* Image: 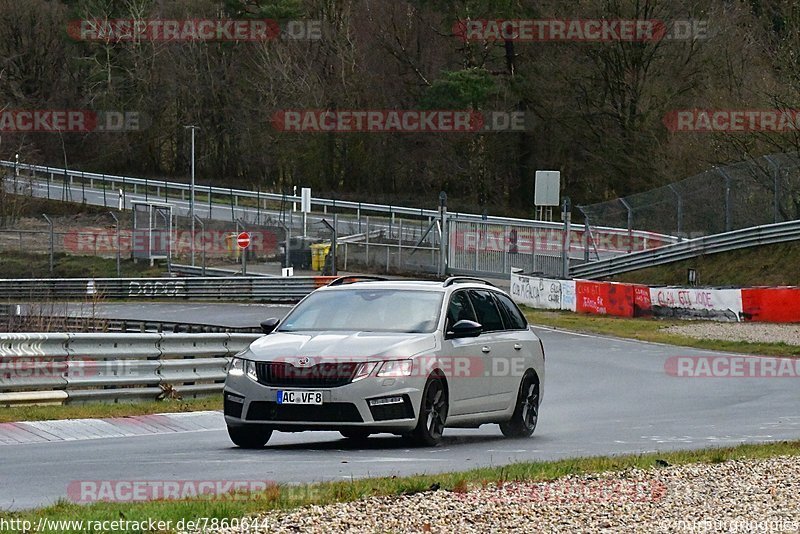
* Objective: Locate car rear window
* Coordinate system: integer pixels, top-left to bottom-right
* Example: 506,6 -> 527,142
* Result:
493,292 -> 528,330
468,290 -> 504,332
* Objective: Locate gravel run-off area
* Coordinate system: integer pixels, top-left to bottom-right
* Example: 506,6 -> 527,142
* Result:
190,455 -> 800,533
662,322 -> 800,346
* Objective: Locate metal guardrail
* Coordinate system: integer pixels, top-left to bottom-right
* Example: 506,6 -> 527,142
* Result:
0,276 -> 333,302
169,264 -> 275,277
3,160 -> 679,242
0,332 -> 261,405
571,219 -> 800,279
1,314 -> 262,334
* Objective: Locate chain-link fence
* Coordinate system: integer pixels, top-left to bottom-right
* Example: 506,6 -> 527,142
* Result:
579,153 -> 800,240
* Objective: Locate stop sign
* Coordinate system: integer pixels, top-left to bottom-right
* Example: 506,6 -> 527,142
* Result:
237,232 -> 251,249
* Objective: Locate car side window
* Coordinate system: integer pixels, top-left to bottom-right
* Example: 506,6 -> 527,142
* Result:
493,292 -> 528,330
468,290 -> 504,332
446,291 -> 477,331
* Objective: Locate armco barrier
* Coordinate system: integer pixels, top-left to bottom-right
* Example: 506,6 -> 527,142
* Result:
0,276 -> 335,302
0,332 -> 261,406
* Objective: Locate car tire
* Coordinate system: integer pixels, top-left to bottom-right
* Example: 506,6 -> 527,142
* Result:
340,429 -> 371,441
227,424 -> 273,448
408,375 -> 448,446
500,371 -> 539,438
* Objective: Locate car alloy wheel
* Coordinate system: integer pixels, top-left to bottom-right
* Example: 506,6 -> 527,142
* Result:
409,376 -> 448,446
500,372 -> 539,438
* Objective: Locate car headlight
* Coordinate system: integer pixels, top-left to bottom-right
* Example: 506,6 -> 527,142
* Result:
246,361 -> 258,382
228,357 -> 245,377
352,362 -> 378,382
376,359 -> 413,377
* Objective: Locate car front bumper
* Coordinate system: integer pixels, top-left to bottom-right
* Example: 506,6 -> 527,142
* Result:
223,370 -> 425,433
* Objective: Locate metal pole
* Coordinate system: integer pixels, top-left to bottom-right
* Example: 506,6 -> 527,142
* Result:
764,155 -> 781,224
42,214 -> 54,275
109,211 -> 121,277
620,198 -> 633,253
332,213 -> 338,276
193,215 -> 206,276
439,191 -> 448,277
561,197 -> 572,278
716,167 -> 733,232
668,184 -> 683,238
285,223 -> 291,269
185,125 -> 199,266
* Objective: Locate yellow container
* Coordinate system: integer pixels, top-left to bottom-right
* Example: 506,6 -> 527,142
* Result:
310,243 -> 330,271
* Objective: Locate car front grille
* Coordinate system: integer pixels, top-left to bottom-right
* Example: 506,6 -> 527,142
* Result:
246,401 -> 363,423
255,361 -> 358,388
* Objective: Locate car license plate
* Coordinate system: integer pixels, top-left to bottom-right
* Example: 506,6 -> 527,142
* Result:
277,390 -> 323,405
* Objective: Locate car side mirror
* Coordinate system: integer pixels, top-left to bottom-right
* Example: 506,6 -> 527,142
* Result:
447,319 -> 483,339
260,318 -> 280,335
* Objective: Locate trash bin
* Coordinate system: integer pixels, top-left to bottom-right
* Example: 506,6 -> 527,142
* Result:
310,243 -> 332,272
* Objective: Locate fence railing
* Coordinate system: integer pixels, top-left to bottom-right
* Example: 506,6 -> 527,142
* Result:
0,276 -> 333,302
571,219 -> 800,279
2,160 -> 564,227
0,332 -> 260,405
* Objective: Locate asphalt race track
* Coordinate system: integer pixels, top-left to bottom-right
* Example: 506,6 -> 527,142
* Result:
2,305 -> 800,509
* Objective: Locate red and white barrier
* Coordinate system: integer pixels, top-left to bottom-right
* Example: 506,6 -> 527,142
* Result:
510,272 -> 800,323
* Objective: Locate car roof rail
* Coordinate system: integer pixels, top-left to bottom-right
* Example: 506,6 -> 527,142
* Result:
442,276 -> 496,288
327,275 -> 389,286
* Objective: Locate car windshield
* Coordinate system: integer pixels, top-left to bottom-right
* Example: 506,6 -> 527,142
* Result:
277,289 -> 443,333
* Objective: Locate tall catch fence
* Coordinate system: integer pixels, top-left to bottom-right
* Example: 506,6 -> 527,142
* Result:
579,153 -> 800,241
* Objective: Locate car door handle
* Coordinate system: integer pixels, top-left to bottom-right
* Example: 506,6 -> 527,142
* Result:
481,346 -> 491,353
513,344 -> 522,350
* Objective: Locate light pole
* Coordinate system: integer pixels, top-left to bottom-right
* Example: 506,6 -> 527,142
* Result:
184,125 -> 200,266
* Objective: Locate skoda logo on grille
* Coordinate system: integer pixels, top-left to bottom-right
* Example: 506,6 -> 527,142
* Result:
296,357 -> 311,367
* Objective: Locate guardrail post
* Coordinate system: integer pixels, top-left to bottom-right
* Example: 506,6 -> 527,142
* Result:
102,175 -> 107,207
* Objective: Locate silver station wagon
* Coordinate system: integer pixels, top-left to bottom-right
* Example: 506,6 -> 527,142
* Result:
224,276 -> 545,447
